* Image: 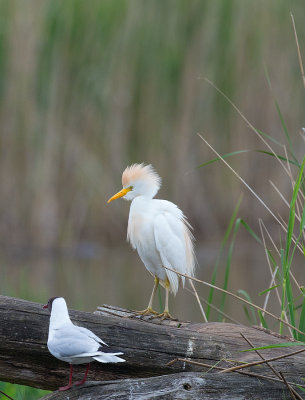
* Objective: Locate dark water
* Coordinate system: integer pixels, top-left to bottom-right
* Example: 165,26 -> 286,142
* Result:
0,240 -> 303,327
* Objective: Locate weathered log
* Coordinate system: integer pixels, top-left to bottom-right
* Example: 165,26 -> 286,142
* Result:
40,372 -> 294,400
0,295 -> 304,395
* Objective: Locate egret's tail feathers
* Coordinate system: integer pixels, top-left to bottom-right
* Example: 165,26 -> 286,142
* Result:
183,224 -> 196,278
165,269 -> 179,295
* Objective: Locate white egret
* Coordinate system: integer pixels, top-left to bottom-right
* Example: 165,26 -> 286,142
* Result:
108,163 -> 197,320
43,297 -> 125,391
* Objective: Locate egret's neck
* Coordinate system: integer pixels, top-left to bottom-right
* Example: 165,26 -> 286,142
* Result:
130,195 -> 152,212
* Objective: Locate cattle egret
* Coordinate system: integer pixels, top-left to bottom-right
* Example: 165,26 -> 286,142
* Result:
108,163 -> 196,319
43,297 -> 125,391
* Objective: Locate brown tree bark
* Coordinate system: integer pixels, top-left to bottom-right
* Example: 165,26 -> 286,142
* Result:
0,296 -> 304,398
41,372 -> 296,400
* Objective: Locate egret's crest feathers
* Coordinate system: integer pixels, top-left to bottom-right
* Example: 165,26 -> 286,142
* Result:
122,163 -> 161,198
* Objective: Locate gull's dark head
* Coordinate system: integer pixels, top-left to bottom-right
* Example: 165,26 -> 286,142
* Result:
43,297 -> 60,313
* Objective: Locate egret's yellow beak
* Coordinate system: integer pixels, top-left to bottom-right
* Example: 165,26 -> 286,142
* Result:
107,187 -> 132,203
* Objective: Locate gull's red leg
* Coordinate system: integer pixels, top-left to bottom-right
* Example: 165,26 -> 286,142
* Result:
59,364 -> 73,391
75,363 -> 90,386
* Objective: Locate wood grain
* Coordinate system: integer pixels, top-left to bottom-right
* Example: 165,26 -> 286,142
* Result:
0,295 -> 304,395
41,372 -> 294,400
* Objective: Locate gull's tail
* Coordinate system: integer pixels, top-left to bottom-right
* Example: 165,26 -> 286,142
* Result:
94,346 -> 125,363
93,353 -> 125,363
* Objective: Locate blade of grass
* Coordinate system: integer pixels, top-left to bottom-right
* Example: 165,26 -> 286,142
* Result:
203,79 -> 290,176
220,347 -> 305,373
291,12 -> 305,90
256,128 -> 284,147
164,266 -> 305,337
242,342 -> 305,351
198,149 -> 299,168
258,310 -> 268,329
219,218 -> 260,321
198,134 -> 288,237
263,63 -> 298,163
259,219 -> 290,331
188,278 -> 208,322
206,195 -> 242,320
298,296 -> 305,342
256,150 -> 299,167
282,157 -> 305,337
185,286 -> 242,324
242,305 -> 252,324
219,223 -> 237,321
259,284 -> 280,296
285,157 -> 305,263
260,266 -> 279,330
240,333 -> 302,400
237,289 -> 257,325
198,150 -> 250,167
167,357 -> 305,389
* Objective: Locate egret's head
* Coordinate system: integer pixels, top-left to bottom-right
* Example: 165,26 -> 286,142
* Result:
108,163 -> 161,203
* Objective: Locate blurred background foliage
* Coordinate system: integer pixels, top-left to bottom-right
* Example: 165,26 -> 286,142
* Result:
0,0 -> 304,344
0,0 -> 303,253
1,0 -> 305,396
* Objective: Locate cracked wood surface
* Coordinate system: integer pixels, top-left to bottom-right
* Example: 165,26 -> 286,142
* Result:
0,295 -> 304,393
41,372 -> 295,400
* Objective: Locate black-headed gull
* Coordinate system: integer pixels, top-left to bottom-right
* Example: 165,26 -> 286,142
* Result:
43,297 -> 125,391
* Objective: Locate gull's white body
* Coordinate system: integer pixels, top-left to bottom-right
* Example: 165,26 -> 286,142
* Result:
128,196 -> 195,294
47,298 -> 125,365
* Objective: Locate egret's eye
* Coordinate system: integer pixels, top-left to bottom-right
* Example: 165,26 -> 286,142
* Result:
129,186 -> 133,190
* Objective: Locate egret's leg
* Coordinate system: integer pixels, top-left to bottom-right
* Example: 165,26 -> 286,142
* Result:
147,276 -> 159,310
152,279 -> 176,320
137,276 -> 159,315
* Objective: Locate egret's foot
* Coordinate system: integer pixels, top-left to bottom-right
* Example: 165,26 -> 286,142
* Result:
59,384 -> 73,391
136,307 -> 159,316
151,311 -> 177,320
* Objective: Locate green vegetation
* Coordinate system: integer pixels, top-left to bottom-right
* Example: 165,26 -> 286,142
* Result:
0,1 -> 305,398
0,382 -> 49,400
197,12 -> 305,340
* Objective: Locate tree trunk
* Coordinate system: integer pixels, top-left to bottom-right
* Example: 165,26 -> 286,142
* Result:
41,372 -> 295,400
0,295 -> 304,398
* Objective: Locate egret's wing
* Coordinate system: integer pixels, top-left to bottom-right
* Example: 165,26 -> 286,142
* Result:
154,212 -> 188,294
154,200 -> 196,277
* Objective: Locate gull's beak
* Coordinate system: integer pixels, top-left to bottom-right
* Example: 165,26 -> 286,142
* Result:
43,304 -> 48,309
107,187 -> 131,203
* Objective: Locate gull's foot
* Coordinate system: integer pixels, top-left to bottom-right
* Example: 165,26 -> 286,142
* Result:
151,311 -> 177,321
74,379 -> 86,387
59,384 -> 73,391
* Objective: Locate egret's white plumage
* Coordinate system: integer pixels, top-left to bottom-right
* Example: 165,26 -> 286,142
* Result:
108,163 -> 196,318
44,297 -> 124,390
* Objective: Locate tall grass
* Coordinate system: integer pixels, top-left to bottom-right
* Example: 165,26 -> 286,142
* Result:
197,12 -> 305,339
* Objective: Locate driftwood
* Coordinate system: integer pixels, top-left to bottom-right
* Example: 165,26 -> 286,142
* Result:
41,372 -> 294,400
0,295 -> 305,399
